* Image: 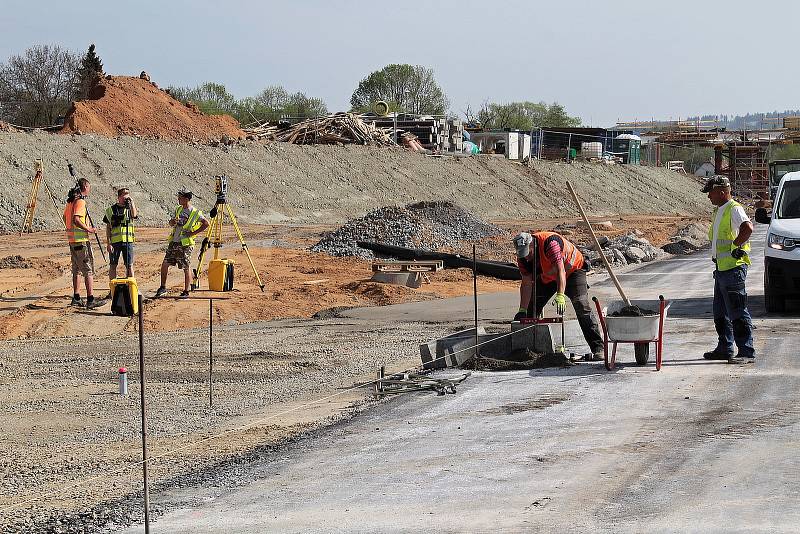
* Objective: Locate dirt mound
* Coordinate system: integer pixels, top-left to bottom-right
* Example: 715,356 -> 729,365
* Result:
461,349 -> 574,370
311,201 -> 503,258
59,76 -> 245,142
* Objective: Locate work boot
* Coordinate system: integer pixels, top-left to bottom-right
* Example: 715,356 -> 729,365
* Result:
179,290 -> 190,299
69,295 -> 83,307
727,355 -> 747,364
703,349 -> 733,360
154,287 -> 167,298
85,297 -> 101,310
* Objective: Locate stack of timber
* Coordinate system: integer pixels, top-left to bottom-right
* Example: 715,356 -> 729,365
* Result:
243,113 -> 396,146
364,116 -> 464,152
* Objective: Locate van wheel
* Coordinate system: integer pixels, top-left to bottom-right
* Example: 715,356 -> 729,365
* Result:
764,273 -> 785,313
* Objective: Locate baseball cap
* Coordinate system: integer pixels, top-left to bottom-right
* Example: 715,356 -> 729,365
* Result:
177,188 -> 193,199
701,175 -> 730,193
513,232 -> 533,258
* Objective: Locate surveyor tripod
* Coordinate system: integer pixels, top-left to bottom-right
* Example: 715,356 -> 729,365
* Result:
192,175 -> 265,291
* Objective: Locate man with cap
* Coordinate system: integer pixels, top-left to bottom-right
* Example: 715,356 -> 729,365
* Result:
155,189 -> 209,298
513,231 -> 604,360
702,175 -> 755,363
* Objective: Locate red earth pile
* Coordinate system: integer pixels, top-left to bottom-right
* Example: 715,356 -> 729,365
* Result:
59,76 -> 245,142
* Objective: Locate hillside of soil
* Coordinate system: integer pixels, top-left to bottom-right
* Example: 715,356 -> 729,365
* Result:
58,76 -> 245,142
0,132 -> 711,234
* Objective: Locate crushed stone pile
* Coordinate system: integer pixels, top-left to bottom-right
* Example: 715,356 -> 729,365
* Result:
579,233 -> 660,268
311,201 -> 502,258
0,255 -> 32,268
661,222 -> 710,255
59,76 -> 245,143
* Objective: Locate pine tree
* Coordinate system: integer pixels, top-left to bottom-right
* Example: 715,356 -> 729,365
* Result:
75,44 -> 104,99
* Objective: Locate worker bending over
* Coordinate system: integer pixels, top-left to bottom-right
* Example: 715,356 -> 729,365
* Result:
513,231 -> 604,361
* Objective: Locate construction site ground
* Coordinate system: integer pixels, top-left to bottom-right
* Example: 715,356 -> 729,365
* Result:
1,215 -> 704,532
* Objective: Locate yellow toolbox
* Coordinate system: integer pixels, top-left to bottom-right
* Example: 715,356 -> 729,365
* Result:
208,259 -> 235,291
109,277 -> 138,316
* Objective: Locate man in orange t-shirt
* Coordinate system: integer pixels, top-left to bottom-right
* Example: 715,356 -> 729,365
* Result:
63,178 -> 99,308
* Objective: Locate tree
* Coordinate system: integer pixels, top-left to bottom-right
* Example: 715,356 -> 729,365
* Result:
350,64 -> 449,115
284,92 -> 327,119
75,44 -> 103,99
167,82 -> 236,115
0,44 -> 79,127
471,100 -> 581,130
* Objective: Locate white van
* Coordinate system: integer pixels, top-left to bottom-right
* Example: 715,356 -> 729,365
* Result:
755,170 -> 800,312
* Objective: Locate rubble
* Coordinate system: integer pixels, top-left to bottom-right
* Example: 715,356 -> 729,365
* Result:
579,233 -> 661,268
311,201 -> 502,259
244,112 -> 395,146
661,222 -> 710,255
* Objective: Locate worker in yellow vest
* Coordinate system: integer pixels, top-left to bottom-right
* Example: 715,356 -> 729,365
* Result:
63,178 -> 100,309
155,189 -> 208,298
103,187 -> 138,282
702,175 -> 755,363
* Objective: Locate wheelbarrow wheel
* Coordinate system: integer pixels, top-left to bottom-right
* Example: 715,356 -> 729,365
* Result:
634,343 -> 650,365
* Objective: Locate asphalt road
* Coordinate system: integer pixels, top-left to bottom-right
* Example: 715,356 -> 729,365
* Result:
122,224 -> 800,533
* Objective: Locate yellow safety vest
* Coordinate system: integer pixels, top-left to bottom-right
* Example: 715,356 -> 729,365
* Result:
709,200 -> 751,271
167,205 -> 202,246
105,205 -> 135,244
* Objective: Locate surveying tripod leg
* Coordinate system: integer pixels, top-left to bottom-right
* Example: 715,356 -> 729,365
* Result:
192,211 -> 219,290
225,205 -> 265,291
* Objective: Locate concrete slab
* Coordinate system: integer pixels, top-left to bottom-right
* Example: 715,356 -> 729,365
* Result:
370,271 -> 423,288
419,326 -> 486,369
510,321 -> 557,353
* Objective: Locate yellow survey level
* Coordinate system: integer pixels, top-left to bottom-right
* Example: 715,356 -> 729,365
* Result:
208,259 -> 234,292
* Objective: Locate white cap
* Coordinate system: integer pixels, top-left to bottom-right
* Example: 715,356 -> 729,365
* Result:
512,232 -> 533,258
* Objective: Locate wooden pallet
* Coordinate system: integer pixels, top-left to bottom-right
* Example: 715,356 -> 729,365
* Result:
371,260 -> 444,273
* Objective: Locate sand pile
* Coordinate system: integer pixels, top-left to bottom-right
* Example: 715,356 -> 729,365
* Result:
59,76 -> 245,143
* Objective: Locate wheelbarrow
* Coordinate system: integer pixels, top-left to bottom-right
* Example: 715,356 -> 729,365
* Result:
592,295 -> 670,371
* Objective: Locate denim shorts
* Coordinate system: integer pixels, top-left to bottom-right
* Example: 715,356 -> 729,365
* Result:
110,242 -> 134,267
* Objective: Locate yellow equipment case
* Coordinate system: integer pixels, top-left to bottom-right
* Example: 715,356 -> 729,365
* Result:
109,277 -> 139,316
208,259 -> 235,291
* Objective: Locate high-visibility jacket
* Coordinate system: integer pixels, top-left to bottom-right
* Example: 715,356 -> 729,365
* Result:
520,231 -> 584,284
64,199 -> 88,244
167,205 -> 203,246
709,200 -> 751,271
105,205 -> 135,244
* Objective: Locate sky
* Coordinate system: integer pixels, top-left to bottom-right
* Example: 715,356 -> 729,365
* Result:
2,0 -> 798,126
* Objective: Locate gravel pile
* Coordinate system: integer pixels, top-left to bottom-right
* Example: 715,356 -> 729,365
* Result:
0,255 -> 31,268
661,222 -> 710,255
310,201 -> 502,258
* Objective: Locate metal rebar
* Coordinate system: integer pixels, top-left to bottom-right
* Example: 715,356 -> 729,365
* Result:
137,293 -> 150,534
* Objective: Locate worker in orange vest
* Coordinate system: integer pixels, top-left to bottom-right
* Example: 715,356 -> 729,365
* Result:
513,231 -> 604,360
63,178 -> 100,309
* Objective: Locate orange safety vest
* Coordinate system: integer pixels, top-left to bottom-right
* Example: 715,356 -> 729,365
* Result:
528,231 -> 584,284
64,199 -> 89,244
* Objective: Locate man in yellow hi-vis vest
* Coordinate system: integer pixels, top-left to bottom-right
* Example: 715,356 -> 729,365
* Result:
702,175 -> 755,363
155,189 -> 208,298
103,187 -> 138,281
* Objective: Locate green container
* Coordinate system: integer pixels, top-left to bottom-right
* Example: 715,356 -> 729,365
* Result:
569,148 -> 577,159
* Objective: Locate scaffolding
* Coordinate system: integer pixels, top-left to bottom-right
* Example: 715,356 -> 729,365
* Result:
716,143 -> 769,199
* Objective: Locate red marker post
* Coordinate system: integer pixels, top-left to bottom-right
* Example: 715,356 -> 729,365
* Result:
118,367 -> 128,396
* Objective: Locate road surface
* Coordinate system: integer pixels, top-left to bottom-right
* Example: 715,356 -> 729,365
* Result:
122,225 -> 800,533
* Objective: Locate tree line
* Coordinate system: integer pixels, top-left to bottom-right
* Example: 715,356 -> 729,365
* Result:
0,44 -> 582,130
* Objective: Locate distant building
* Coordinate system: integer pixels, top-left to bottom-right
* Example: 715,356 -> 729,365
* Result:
694,162 -> 715,177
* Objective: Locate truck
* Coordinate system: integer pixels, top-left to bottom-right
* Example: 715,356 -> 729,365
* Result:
769,159 -> 800,199
755,170 -> 800,312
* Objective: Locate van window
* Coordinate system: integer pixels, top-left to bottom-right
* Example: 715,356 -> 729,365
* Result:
777,181 -> 800,219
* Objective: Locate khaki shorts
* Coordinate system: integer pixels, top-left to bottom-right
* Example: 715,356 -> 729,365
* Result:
69,243 -> 94,276
164,241 -> 194,269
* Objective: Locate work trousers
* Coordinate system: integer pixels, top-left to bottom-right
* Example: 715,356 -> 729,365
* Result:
713,265 -> 755,357
526,269 -> 604,354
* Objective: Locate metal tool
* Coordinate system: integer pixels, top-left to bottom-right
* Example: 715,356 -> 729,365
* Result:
192,175 -> 265,291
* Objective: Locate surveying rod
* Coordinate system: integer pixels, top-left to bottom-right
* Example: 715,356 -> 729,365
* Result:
67,162 -> 107,263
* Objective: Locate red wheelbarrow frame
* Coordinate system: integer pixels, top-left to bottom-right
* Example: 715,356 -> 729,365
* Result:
592,295 -> 667,371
